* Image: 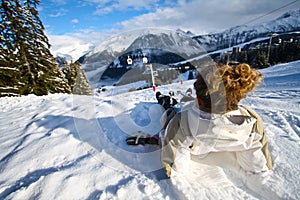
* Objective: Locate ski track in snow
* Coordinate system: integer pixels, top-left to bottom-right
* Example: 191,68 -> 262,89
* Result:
0,61 -> 300,199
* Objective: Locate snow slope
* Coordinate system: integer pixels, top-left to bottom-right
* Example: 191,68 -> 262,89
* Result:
0,61 -> 299,199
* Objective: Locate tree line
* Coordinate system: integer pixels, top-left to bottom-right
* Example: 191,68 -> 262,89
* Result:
217,33 -> 300,68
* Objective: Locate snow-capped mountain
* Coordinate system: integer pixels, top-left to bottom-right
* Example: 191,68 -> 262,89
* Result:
81,29 -> 206,88
48,35 -> 95,64
125,30 -> 202,58
176,28 -> 195,37
193,9 -> 300,52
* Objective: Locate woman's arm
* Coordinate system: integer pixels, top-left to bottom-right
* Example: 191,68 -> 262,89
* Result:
161,113 -> 193,177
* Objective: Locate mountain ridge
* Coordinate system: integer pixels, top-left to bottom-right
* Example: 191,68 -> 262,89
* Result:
192,9 -> 300,52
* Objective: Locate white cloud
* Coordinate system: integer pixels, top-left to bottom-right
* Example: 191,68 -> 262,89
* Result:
91,0 -> 160,15
116,0 -> 300,34
71,18 -> 79,24
49,8 -> 68,17
48,28 -> 115,47
47,33 -> 96,61
49,0 -> 68,5
94,5 -> 114,15
118,8 -> 187,32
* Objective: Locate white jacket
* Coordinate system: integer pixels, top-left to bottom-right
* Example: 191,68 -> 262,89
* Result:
161,101 -> 269,177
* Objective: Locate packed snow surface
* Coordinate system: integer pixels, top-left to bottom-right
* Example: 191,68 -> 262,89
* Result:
0,61 -> 299,199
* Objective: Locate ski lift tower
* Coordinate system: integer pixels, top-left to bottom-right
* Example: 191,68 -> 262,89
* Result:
143,56 -> 157,92
266,33 -> 278,65
127,54 -> 157,92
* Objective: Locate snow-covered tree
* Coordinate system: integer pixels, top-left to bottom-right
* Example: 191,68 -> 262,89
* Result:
0,0 -> 24,96
0,0 -> 71,97
62,61 -> 92,95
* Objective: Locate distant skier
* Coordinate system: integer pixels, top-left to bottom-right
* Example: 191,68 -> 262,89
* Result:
180,88 -> 194,102
155,91 -> 178,110
127,63 -> 272,178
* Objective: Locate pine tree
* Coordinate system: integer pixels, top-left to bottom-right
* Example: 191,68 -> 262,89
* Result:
62,61 -> 92,95
0,0 -> 24,96
256,50 -> 268,68
0,0 -> 71,97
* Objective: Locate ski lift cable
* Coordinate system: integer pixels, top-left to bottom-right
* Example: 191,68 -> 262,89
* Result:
242,0 -> 299,26
226,0 -> 299,34
225,0 -> 299,62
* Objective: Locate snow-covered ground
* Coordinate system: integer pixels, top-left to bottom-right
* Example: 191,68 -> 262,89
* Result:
0,61 -> 299,200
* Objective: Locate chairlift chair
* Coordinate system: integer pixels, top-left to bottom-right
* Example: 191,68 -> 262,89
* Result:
142,56 -> 148,64
127,55 -> 133,65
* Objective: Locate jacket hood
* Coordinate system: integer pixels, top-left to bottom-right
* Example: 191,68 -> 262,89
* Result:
187,100 -> 257,154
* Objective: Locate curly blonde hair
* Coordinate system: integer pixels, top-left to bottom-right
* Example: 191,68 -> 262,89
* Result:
194,63 -> 263,114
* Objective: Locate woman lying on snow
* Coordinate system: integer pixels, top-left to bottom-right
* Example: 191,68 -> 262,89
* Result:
126,63 -> 272,178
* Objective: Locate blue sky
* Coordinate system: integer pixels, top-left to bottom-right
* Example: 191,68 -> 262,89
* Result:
39,0 -> 178,35
38,0 -> 300,51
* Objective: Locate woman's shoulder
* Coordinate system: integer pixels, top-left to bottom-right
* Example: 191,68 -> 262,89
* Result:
238,105 -> 262,120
